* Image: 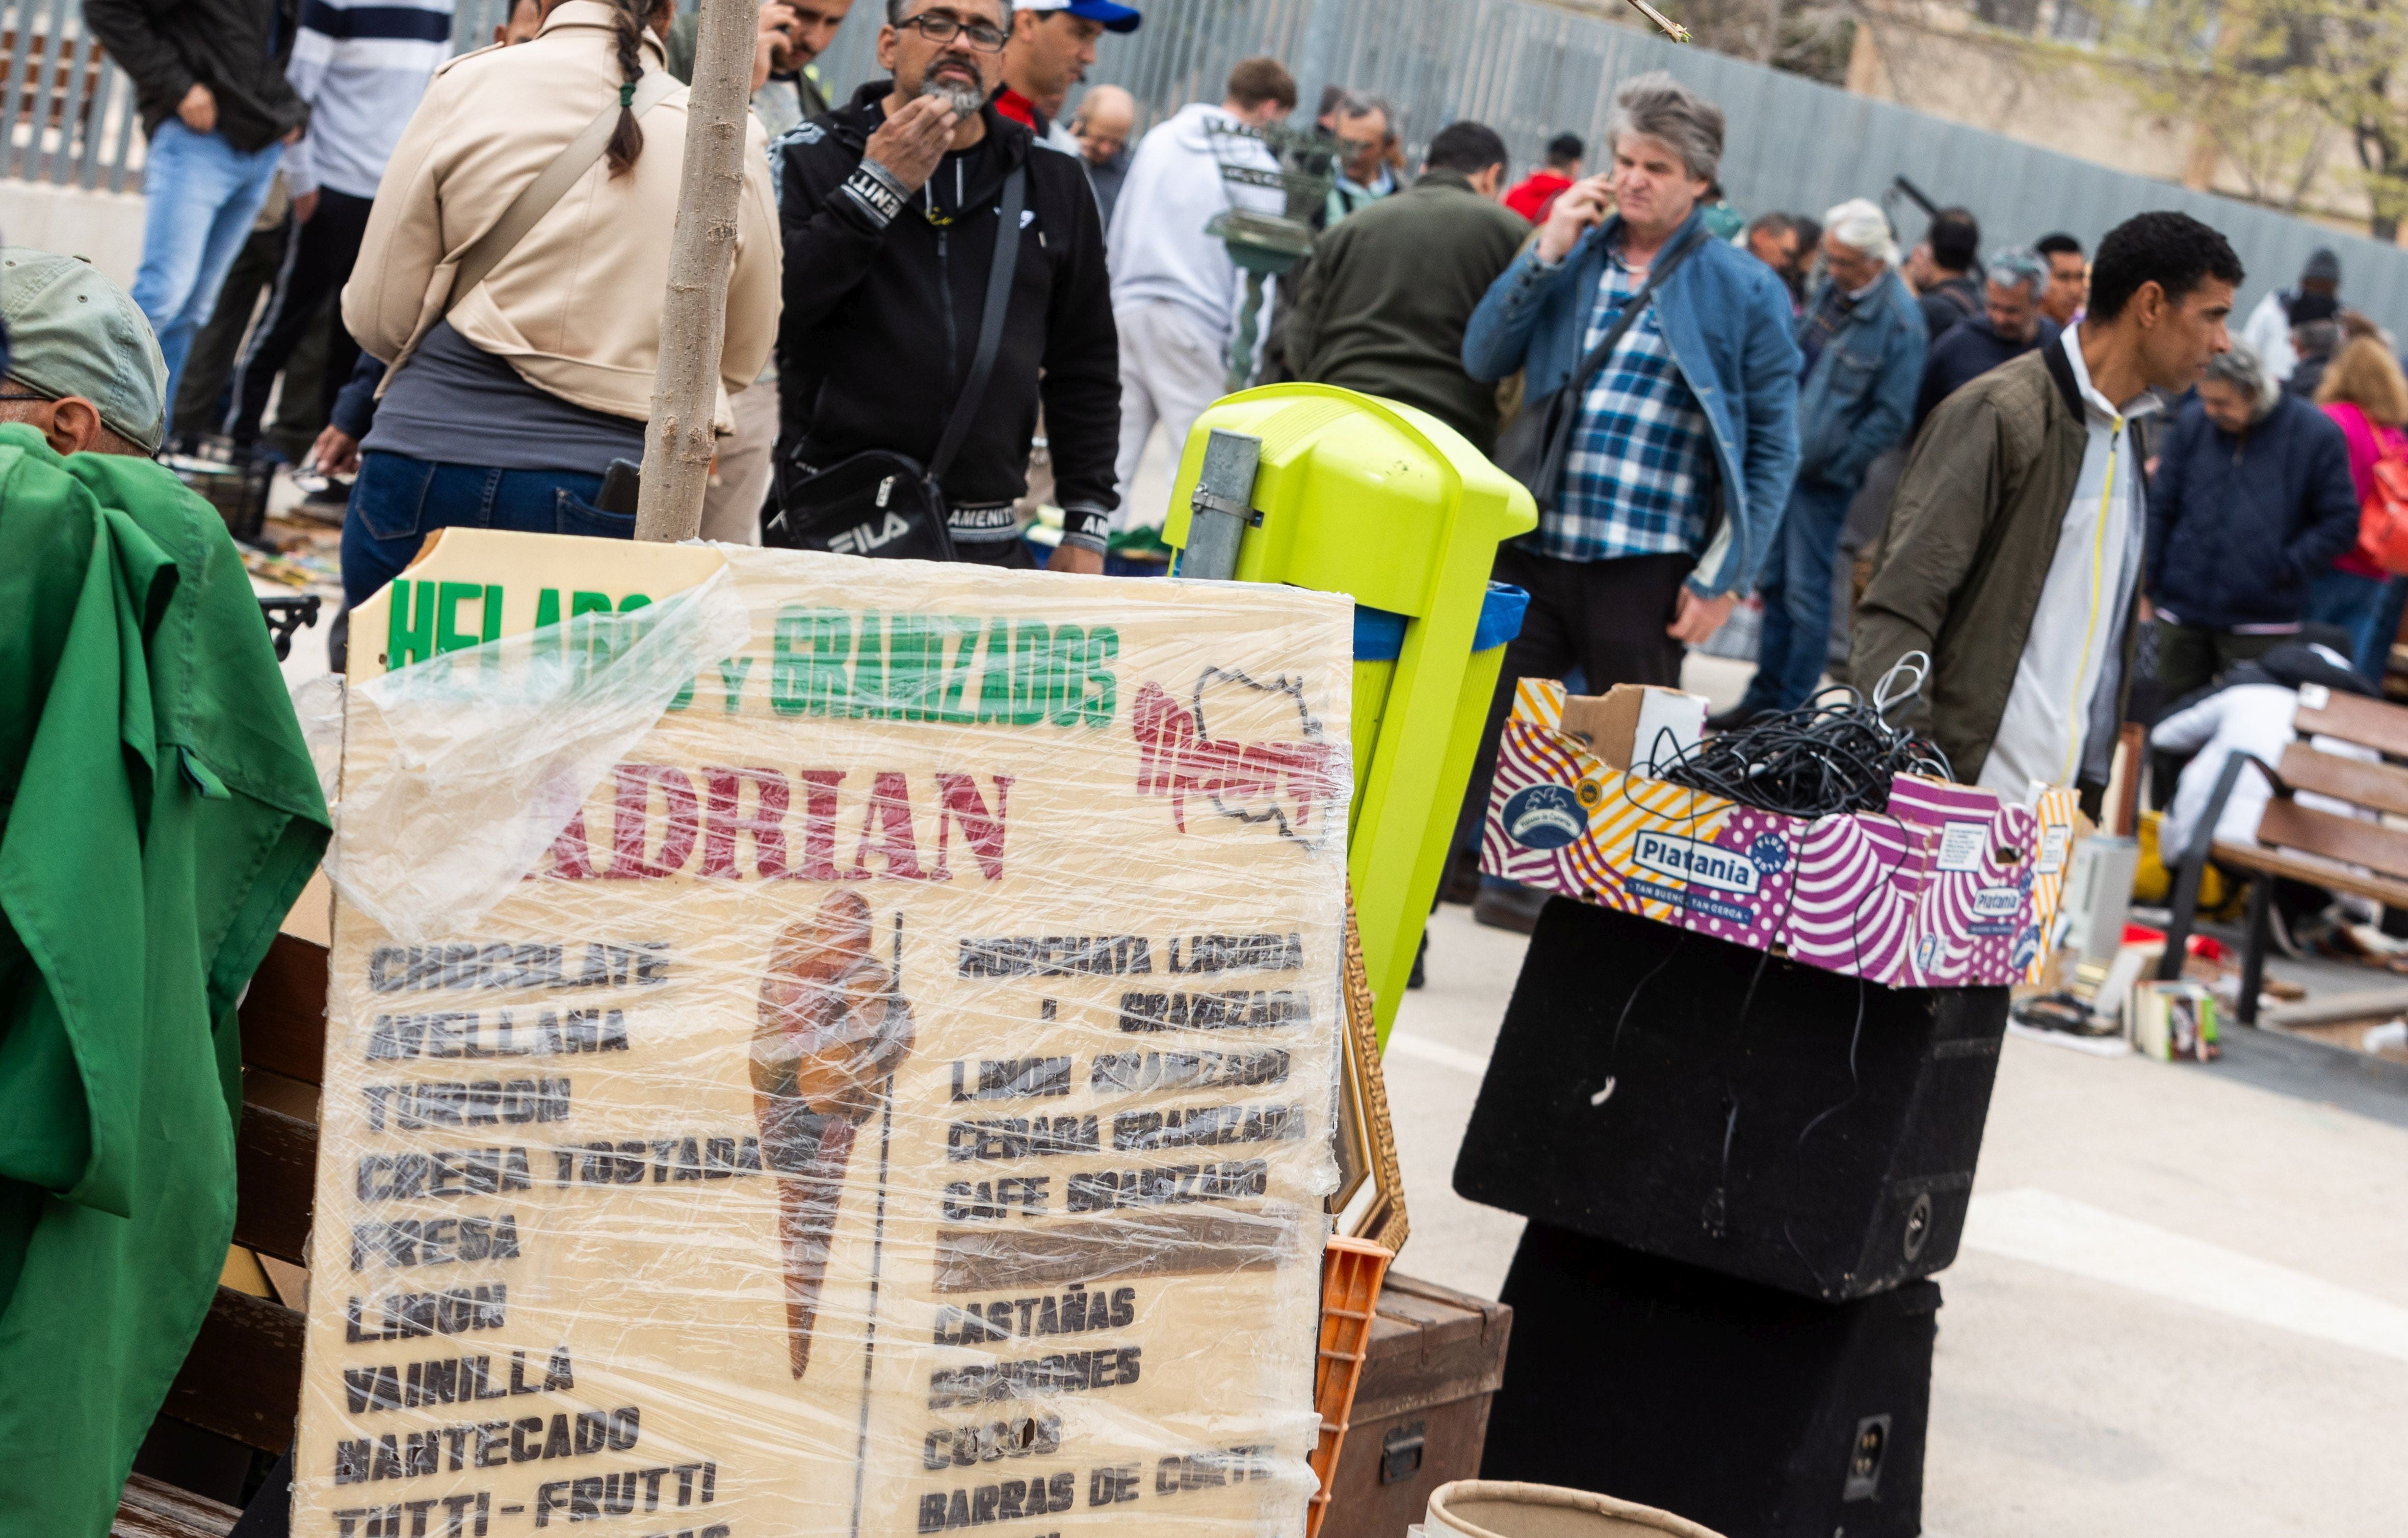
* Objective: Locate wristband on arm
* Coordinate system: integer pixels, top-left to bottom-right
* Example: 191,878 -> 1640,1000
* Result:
1060,506 -> 1111,554
841,157 -> 908,226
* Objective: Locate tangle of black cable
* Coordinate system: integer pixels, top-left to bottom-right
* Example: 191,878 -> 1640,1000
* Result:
1652,655 -> 1953,818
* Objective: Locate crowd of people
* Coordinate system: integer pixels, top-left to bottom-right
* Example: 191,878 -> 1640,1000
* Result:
15,0 -> 2408,891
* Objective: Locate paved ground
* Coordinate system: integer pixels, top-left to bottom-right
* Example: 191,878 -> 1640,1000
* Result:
1390,883 -> 2408,1537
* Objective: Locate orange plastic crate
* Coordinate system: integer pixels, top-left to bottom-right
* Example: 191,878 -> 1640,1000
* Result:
1306,1235 -> 1393,1536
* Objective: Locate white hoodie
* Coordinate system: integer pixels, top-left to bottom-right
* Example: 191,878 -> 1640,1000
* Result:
2153,680 -> 2377,853
1106,101 -> 1285,348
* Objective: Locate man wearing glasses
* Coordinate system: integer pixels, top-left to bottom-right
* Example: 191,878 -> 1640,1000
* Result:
775,0 -> 1121,571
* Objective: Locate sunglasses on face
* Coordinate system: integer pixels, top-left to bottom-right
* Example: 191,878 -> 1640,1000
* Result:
898,11 -> 1006,50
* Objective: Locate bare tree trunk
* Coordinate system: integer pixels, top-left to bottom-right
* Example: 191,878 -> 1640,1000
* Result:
635,0 -> 755,543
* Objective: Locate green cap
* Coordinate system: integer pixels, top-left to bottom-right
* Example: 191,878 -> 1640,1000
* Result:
1,247 -> 168,454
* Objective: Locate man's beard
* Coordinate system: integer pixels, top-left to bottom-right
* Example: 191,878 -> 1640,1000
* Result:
916,53 -> 986,116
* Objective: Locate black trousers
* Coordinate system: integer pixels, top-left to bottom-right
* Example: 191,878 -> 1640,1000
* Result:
226,188 -> 376,448
1453,543 -> 1696,855
171,222 -> 284,442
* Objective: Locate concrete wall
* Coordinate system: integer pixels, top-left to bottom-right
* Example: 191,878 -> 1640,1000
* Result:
0,179 -> 146,287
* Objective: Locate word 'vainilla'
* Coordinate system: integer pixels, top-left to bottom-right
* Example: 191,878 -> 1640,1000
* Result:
346,1285 -> 507,1341
1116,991 -> 1313,1032
539,764 -> 1011,884
1089,1048 -> 1290,1095
368,942 -> 668,994
367,1010 -> 627,1062
927,1347 -> 1142,1409
344,1347 -> 573,1413
957,935 -> 1151,978
532,1462 -> 717,1528
363,1077 -> 570,1130
771,607 -> 1117,728
931,1285 -> 1136,1344
333,1407 -> 637,1484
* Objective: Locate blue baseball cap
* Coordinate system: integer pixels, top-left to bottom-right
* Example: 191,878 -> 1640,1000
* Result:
1014,0 -> 1141,33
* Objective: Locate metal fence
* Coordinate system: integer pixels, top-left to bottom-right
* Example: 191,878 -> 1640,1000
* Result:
804,0 -> 2408,323
16,0 -> 2408,319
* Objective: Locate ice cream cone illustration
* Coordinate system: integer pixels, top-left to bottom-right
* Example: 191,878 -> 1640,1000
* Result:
751,891 -> 914,1379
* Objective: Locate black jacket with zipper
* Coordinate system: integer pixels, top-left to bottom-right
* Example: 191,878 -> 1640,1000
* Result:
776,83 -> 1119,529
85,0 -> 308,153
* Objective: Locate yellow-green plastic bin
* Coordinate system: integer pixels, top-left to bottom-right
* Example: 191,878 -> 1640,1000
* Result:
1162,384 -> 1538,1044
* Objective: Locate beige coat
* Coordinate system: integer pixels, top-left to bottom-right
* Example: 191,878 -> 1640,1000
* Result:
342,0 -> 779,431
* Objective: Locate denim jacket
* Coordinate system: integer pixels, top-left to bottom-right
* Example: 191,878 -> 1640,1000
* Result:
1462,207 -> 1802,599
1795,267 -> 1925,490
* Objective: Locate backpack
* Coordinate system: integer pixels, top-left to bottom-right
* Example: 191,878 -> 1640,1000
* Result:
2359,427 -> 2408,574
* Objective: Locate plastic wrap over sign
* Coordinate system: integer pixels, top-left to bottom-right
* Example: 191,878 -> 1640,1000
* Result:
298,532 -> 1353,1538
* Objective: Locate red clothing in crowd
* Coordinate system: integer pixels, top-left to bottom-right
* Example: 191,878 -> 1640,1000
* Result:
1502,170 -> 1572,224
994,87 -> 1042,130
2323,399 -> 2408,578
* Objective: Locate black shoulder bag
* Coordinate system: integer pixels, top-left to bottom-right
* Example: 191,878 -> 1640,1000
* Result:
1494,230 -> 1707,515
771,163 -> 1027,562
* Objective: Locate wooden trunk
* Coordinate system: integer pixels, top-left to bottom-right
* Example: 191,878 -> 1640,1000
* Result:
1319,1273 -> 1511,1538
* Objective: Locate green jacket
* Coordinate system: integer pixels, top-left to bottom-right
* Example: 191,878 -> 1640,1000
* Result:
1284,169 -> 1531,454
0,425 -> 329,1536
1850,340 -> 2141,788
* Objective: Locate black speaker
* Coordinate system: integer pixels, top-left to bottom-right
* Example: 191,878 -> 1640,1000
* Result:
1453,898 -> 2008,1301
1482,1223 -> 1937,1538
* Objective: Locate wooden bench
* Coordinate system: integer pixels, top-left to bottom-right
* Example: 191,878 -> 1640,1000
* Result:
2160,685 -> 2408,1023
113,927 -> 328,1536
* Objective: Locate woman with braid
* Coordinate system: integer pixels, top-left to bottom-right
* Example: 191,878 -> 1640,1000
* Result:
337,0 -> 783,609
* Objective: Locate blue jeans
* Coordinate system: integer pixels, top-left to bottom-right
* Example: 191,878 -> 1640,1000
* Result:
130,120 -> 283,404
343,452 -> 636,608
2306,566 -> 2399,682
2358,577 -> 2406,684
1738,476 -> 1859,713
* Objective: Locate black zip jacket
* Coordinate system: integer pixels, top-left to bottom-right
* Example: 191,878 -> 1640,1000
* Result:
85,0 -> 308,153
777,83 -> 1119,543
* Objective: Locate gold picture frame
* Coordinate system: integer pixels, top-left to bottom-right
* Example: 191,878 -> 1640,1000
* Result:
1327,888 -> 1408,1253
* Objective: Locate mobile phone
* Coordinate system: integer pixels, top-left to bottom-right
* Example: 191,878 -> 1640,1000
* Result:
597,458 -> 642,517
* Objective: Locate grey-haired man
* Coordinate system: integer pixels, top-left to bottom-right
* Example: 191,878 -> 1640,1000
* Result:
1911,246 -> 2059,434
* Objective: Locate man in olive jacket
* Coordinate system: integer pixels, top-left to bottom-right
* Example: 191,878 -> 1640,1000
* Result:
1285,120 -> 1529,454
1850,211 -> 2243,799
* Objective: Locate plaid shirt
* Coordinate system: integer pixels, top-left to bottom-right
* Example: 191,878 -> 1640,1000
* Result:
1541,244 -> 1714,564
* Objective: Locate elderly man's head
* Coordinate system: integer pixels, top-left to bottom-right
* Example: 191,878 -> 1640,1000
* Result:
1818,197 -> 1896,295
0,248 -> 166,457
1605,72 -> 1722,242
1072,83 -> 1134,164
1332,93 -> 1395,187
2198,341 -> 2275,434
1982,248 -> 2049,343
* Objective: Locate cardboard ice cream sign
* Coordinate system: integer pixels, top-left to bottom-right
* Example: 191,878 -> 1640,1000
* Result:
296,532 -> 1352,1537
1481,680 -> 2079,987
